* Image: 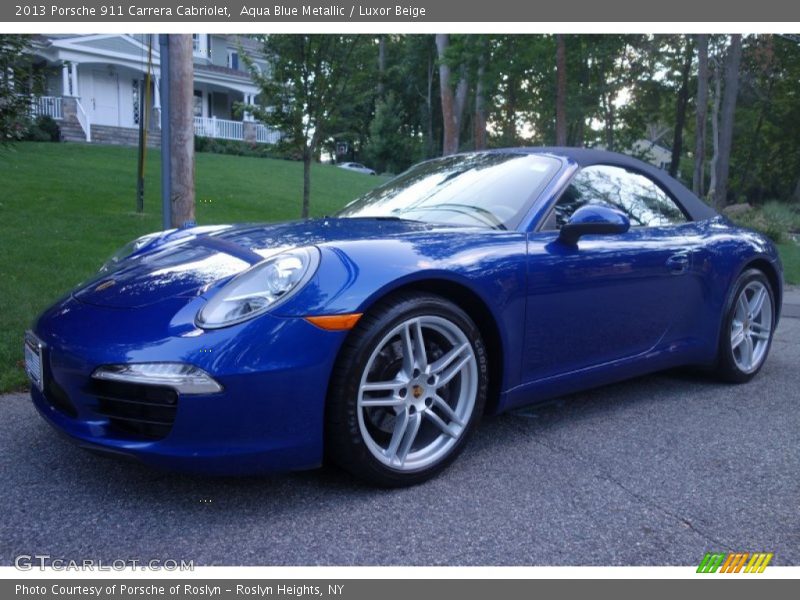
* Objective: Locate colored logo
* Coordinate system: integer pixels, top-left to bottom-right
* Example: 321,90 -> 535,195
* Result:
697,552 -> 773,573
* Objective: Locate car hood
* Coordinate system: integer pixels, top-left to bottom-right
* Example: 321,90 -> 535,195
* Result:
73,218 -> 440,308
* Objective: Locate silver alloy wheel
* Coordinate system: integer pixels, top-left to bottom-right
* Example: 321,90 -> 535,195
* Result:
357,315 -> 478,471
730,280 -> 773,374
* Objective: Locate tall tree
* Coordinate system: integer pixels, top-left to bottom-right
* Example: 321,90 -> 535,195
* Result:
713,34 -> 743,209
472,54 -> 487,150
669,37 -> 694,178
254,35 -> 372,218
708,51 -> 722,201
555,34 -> 568,146
377,35 -> 386,98
169,34 -> 195,228
693,34 -> 709,196
435,34 -> 469,155
435,34 -> 457,155
0,35 -> 40,144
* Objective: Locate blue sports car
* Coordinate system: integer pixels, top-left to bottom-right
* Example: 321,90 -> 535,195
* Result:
26,148 -> 782,486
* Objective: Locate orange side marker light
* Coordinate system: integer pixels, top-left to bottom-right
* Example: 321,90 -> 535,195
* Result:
305,313 -> 363,331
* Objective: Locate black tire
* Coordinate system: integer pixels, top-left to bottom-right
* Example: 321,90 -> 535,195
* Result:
715,268 -> 776,383
325,292 -> 488,487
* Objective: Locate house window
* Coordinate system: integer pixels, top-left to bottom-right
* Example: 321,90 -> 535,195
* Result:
227,51 -> 239,71
192,34 -> 208,58
132,79 -> 140,126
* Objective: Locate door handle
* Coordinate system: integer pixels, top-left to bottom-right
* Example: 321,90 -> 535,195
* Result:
666,252 -> 690,274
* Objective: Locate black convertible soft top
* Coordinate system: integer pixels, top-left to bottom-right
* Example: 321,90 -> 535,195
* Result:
507,147 -> 719,222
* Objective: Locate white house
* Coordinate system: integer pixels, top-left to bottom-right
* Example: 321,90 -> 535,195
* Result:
23,34 -> 279,145
630,139 -> 672,171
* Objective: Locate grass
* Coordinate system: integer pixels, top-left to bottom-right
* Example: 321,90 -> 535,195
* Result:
724,200 -> 800,284
0,142 -> 386,392
778,242 -> 800,286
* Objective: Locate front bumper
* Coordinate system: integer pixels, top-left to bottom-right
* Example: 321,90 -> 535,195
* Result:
30,294 -> 347,475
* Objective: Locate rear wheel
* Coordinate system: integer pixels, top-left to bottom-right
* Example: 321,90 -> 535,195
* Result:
715,268 -> 775,383
325,293 -> 488,487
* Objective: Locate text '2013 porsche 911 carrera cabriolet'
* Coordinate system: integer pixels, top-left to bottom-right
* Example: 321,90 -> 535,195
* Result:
26,148 -> 782,486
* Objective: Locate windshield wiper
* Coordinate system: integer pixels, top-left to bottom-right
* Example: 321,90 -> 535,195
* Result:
413,203 -> 508,230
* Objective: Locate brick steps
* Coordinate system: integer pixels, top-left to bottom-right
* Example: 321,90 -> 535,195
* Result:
59,122 -> 88,143
90,124 -> 161,148
58,97 -> 160,147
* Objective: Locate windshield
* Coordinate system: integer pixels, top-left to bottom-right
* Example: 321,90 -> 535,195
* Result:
337,152 -> 561,230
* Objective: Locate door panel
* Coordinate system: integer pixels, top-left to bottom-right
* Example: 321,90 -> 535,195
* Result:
90,70 -> 119,126
522,225 -> 700,383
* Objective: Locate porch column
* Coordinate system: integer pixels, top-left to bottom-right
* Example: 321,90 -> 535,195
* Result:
153,76 -> 162,129
62,63 -> 70,97
70,63 -> 79,97
244,93 -> 253,121
153,76 -> 161,110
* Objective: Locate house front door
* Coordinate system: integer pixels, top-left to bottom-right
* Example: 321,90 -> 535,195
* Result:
89,69 -> 120,126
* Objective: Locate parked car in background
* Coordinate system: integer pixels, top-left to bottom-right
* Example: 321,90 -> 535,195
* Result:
338,162 -> 377,175
26,148 -> 782,487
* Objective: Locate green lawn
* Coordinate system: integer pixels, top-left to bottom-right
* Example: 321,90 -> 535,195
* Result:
778,241 -> 800,286
0,142 -> 386,392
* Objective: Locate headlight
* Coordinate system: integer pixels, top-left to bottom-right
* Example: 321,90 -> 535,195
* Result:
196,247 -> 320,329
99,231 -> 166,272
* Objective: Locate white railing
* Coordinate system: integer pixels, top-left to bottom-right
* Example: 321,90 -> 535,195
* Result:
74,99 -> 91,142
193,116 -> 243,141
256,124 -> 281,144
29,96 -> 63,120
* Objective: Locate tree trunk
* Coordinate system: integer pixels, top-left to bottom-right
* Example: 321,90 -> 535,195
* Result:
473,51 -> 487,150
425,50 -> 434,157
555,34 -> 567,146
301,128 -> 323,219
435,34 -> 459,156
454,63 -> 469,141
601,91 -> 615,151
713,34 -> 742,210
669,38 -> 694,178
692,34 -> 709,196
377,35 -> 386,98
169,34 -> 195,228
503,76 -> 518,145
708,55 -> 722,202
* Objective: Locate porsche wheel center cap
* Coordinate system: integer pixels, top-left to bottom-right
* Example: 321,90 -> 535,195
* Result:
412,385 -> 424,399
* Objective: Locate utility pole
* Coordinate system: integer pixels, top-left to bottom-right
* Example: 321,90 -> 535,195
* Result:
168,34 -> 196,228
159,34 -> 172,229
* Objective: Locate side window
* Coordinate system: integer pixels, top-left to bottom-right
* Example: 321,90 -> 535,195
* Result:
545,165 -> 689,230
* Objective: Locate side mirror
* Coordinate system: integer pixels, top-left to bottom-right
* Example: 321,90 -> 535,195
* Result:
558,204 -> 630,246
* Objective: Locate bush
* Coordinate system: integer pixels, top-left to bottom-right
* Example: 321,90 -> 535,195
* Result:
725,202 -> 792,244
22,115 -> 60,142
762,201 -> 800,233
194,136 -> 299,161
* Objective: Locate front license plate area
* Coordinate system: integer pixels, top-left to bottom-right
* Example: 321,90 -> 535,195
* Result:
24,332 -> 44,392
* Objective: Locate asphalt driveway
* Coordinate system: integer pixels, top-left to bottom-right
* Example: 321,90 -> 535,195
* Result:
1,300 -> 798,566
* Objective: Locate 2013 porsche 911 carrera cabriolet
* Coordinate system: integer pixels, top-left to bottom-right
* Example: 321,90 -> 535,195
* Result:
26,148 -> 782,486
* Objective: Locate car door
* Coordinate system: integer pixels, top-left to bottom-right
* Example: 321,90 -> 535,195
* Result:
521,164 -> 702,383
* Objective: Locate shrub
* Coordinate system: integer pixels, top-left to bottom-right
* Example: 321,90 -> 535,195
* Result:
726,203 -> 789,244
23,115 -> 60,142
762,201 -> 800,233
193,136 -> 298,161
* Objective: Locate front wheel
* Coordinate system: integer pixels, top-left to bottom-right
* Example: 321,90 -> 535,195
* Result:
715,268 -> 776,383
325,293 -> 488,487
